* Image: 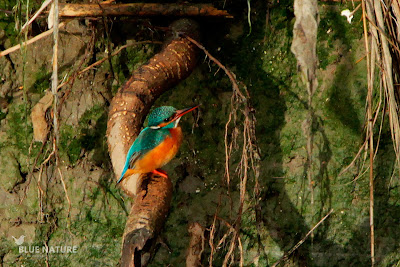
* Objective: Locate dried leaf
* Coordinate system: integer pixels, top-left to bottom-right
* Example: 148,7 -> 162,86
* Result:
47,3 -> 54,29
31,91 -> 53,143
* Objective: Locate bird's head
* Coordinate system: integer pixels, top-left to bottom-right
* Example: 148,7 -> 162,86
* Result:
147,105 -> 198,129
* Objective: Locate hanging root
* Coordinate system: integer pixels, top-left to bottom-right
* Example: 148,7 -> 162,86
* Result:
339,1 -> 400,265
186,37 -> 260,266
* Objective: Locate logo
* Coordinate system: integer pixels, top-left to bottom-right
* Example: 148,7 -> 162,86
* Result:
12,235 -> 25,245
18,246 -> 78,254
11,235 -> 78,255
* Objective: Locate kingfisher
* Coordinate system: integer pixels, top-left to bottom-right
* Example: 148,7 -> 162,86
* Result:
117,105 -> 198,184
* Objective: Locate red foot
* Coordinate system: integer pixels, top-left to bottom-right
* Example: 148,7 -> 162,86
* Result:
152,169 -> 168,178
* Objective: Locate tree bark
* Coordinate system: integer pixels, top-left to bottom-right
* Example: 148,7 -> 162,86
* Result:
106,19 -> 199,266
121,174 -> 173,267
58,3 -> 232,18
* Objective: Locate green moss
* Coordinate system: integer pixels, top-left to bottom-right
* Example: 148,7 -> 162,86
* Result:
29,66 -> 51,94
0,0 -> 19,46
59,105 -> 108,165
111,44 -> 156,90
4,187 -> 125,266
60,125 -> 81,164
2,0 -> 400,265
6,103 -> 33,160
318,4 -> 363,69
66,182 -> 125,266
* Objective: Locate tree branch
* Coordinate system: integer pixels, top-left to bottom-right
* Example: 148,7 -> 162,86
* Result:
0,22 -> 66,58
121,174 -> 173,267
58,3 -> 232,18
106,19 -> 200,266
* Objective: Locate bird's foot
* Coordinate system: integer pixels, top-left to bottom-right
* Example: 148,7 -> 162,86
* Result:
152,169 -> 168,178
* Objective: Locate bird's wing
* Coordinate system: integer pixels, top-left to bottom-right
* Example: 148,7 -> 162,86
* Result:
117,128 -> 170,183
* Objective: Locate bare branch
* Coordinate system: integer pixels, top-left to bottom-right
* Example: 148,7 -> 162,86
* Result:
57,3 -> 233,18
0,22 -> 66,58
20,0 -> 53,32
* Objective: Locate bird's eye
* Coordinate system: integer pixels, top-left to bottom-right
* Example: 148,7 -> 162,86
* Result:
164,118 -> 169,122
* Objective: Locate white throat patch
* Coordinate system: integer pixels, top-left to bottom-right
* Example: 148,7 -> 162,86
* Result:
174,117 -> 181,128
150,117 -> 181,129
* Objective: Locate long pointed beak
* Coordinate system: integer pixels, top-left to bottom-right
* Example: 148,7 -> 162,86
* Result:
172,105 -> 199,121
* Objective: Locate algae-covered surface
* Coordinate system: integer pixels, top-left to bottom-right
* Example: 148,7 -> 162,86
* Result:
0,0 -> 400,266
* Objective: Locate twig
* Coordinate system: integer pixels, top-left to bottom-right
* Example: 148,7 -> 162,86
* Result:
224,112 -> 232,186
51,0 -> 59,145
0,21 -> 66,58
51,0 -> 71,227
208,201 -> 219,266
271,209 -> 334,267
0,9 -> 13,14
365,14 -> 400,55
215,228 -> 234,250
58,166 -> 71,215
20,0 -> 53,33
238,235 -> 244,267
363,1 -> 375,265
37,165 -> 45,223
223,231 -> 238,267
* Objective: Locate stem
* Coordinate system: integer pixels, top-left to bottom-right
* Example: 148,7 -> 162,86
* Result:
51,0 -> 59,145
361,0 -> 375,265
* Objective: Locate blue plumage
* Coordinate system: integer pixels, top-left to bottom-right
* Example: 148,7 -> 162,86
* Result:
117,127 -> 172,183
117,105 -> 198,184
147,106 -> 176,127
117,106 -> 178,183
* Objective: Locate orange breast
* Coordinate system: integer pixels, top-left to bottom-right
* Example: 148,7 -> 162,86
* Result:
134,127 -> 183,173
